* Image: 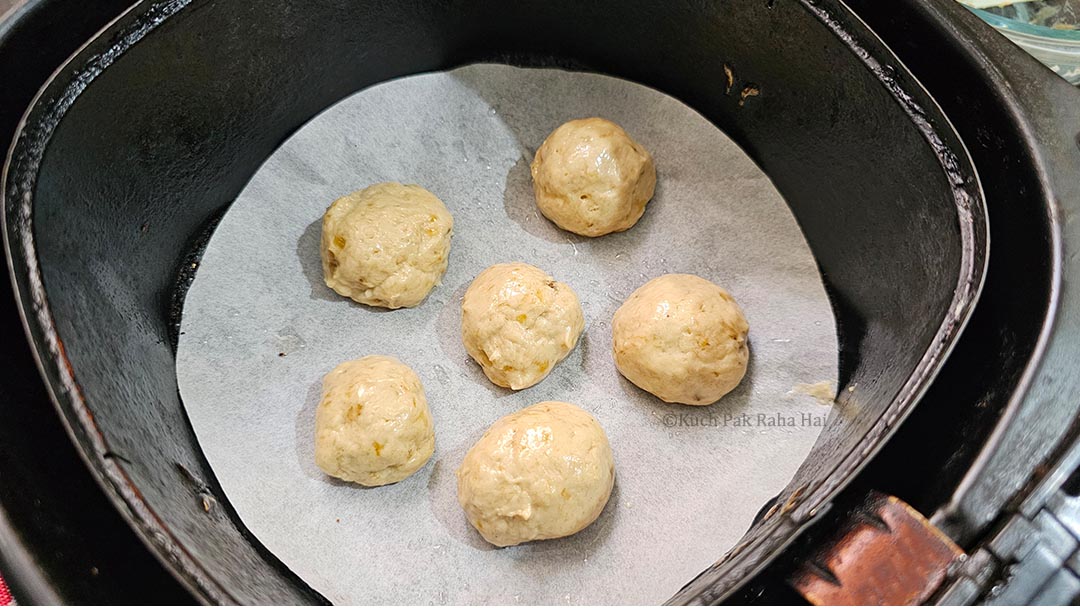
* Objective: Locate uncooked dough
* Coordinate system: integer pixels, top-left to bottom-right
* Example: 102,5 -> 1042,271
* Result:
456,401 -> 615,547
320,182 -> 453,309
314,355 -> 435,486
612,274 -> 750,406
461,262 -> 584,390
530,117 -> 656,237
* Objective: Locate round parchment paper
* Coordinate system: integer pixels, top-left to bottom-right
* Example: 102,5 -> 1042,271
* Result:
175,64 -> 838,605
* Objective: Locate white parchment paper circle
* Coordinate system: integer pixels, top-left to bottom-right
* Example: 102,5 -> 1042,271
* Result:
175,64 -> 838,605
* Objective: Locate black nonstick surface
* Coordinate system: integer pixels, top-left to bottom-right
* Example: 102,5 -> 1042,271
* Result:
3,0 -> 992,603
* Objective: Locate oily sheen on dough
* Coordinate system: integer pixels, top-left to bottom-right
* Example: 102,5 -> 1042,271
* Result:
456,401 -> 615,547
530,117 -> 656,237
461,263 -> 585,390
320,182 -> 453,309
314,356 -> 435,486
612,274 -> 750,406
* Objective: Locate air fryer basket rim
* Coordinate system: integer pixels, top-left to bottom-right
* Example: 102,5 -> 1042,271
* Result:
1,0 -> 988,603
0,13 -> 217,608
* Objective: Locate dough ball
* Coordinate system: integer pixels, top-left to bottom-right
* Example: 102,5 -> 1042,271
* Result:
461,263 -> 584,390
612,274 -> 749,405
314,355 -> 435,486
530,117 -> 656,237
321,182 -> 453,309
457,401 -> 615,547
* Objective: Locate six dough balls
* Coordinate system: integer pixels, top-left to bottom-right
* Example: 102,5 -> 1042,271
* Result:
456,401 -> 615,547
314,355 -> 435,486
612,274 -> 750,406
461,262 -> 585,390
321,182 -> 453,309
304,117 -> 754,547
531,117 -> 656,237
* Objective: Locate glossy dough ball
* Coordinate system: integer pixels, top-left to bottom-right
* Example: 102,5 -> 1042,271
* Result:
314,356 -> 435,486
461,263 -> 584,390
530,117 -> 656,237
321,182 -> 453,309
456,401 -> 615,547
612,274 -> 749,405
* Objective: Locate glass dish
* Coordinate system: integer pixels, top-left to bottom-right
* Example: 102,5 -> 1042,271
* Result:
966,1 -> 1080,84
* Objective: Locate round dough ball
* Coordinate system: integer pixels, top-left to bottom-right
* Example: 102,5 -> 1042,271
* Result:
321,182 -> 453,309
612,274 -> 749,405
457,401 -> 615,547
314,355 -> 435,486
530,117 -> 656,237
461,263 -> 584,390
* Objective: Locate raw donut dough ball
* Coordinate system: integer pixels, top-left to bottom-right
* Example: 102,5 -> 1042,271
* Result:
612,274 -> 749,405
530,117 -> 656,237
461,263 -> 584,390
456,401 -> 615,547
314,355 -> 435,486
321,182 -> 453,309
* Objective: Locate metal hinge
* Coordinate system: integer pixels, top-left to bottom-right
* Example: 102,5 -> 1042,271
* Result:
938,436 -> 1080,605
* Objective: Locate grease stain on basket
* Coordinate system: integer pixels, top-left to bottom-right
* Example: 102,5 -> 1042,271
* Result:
739,83 -> 761,106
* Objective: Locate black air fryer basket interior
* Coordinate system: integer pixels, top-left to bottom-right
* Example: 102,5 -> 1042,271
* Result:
2,0 -> 1029,603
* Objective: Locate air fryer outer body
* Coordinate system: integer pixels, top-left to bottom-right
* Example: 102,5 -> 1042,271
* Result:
0,0 -> 1078,605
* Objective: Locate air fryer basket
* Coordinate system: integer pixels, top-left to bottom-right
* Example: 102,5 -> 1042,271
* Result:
2,0 -> 989,603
